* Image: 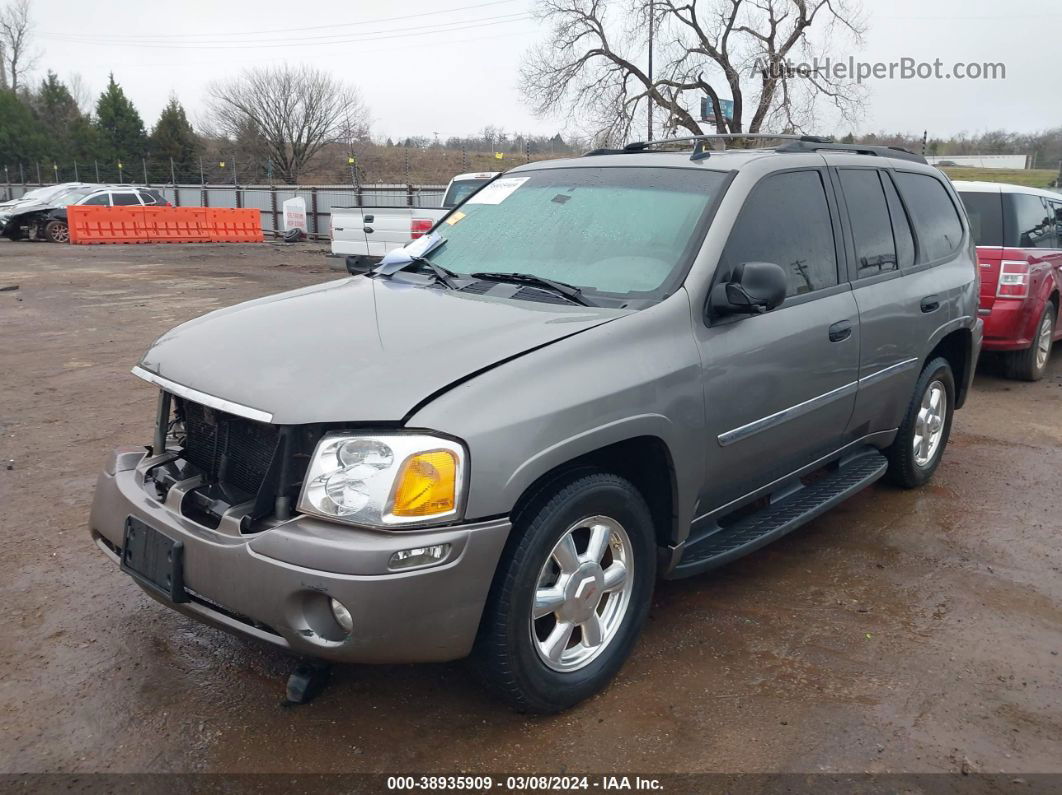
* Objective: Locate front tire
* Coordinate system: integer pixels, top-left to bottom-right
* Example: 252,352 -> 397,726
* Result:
886,357 -> 956,488
474,471 -> 656,713
43,219 -> 69,244
1005,301 -> 1056,382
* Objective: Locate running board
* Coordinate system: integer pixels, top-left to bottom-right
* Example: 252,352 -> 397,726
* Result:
668,450 -> 888,579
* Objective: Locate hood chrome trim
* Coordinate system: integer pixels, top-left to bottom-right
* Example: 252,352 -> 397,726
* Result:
131,366 -> 273,423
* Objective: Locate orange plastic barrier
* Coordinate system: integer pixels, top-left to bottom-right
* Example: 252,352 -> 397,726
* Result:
69,206 -> 263,245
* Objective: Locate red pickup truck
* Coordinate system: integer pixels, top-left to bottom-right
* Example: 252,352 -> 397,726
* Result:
955,181 -> 1062,380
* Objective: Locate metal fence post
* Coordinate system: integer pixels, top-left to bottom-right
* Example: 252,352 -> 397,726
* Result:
142,157 -> 149,186
73,161 -> 79,181
170,157 -> 176,186
35,162 -> 42,184
310,187 -> 319,240
270,185 -> 278,235
173,182 -> 181,207
407,184 -> 414,207
201,184 -> 209,207
19,162 -> 24,184
94,160 -> 99,183
235,182 -> 242,209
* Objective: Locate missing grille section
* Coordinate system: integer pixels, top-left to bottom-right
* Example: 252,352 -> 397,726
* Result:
160,397 -> 315,532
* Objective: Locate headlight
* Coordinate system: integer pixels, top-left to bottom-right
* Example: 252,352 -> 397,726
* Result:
297,433 -> 466,528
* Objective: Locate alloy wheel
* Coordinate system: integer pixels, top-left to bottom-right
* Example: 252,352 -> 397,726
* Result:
1035,312 -> 1053,371
913,379 -> 947,467
530,515 -> 634,672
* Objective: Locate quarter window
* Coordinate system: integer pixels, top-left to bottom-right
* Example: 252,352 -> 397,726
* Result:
111,193 -> 141,206
894,172 -> 964,262
721,170 -> 838,297
839,169 -> 898,277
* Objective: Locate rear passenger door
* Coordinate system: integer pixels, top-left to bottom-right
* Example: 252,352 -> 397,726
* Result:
830,160 -> 968,438
696,167 -> 860,510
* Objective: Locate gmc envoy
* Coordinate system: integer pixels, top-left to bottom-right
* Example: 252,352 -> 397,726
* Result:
90,135 -> 982,712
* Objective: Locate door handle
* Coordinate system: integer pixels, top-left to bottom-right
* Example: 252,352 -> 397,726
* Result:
363,214 -> 374,223
828,320 -> 853,342
920,295 -> 941,313
363,226 -> 374,233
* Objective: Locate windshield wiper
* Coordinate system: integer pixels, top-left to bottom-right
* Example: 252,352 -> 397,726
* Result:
470,272 -> 594,306
378,256 -> 459,289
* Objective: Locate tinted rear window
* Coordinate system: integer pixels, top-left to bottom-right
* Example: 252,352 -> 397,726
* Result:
1004,192 -> 1055,249
839,169 -> 898,277
894,172 -> 964,262
958,191 -> 1003,247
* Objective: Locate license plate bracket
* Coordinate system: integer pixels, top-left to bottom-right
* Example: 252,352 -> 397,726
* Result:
120,516 -> 188,603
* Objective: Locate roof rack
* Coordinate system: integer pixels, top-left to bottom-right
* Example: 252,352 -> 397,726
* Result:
583,134 -> 927,164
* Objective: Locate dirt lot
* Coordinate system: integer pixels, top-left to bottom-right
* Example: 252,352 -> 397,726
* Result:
1,240 -> 1060,776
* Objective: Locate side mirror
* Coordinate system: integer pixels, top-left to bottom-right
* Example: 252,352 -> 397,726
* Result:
345,255 -> 375,276
708,261 -> 787,319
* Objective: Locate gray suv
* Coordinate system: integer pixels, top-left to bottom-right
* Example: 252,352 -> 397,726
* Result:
89,136 -> 982,712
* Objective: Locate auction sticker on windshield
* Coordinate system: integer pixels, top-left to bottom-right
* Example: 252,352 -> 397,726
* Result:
466,177 -> 528,205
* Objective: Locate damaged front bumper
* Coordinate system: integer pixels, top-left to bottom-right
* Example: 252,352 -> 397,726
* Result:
89,447 -> 510,663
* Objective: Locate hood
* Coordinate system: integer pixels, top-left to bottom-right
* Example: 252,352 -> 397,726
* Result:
0,199 -> 52,217
138,275 -> 623,424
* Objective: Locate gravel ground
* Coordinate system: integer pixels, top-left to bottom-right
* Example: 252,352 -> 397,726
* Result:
1,240 -> 1060,776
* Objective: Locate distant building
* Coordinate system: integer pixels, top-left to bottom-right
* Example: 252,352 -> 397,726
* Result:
926,154 -> 1030,170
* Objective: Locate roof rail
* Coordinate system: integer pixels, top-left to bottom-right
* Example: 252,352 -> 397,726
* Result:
775,139 -> 927,164
583,133 -> 927,164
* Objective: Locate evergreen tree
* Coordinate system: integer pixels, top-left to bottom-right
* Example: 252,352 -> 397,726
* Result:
0,89 -> 47,169
31,72 -> 95,165
94,73 -> 146,173
150,96 -> 200,182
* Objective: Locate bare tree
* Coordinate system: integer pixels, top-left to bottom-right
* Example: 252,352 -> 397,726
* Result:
0,0 -> 39,92
522,0 -> 867,145
206,64 -> 370,183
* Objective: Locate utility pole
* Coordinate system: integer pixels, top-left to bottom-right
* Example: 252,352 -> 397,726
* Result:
647,2 -> 654,142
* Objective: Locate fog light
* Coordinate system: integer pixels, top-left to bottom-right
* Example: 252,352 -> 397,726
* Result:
330,598 -> 353,633
389,543 -> 450,570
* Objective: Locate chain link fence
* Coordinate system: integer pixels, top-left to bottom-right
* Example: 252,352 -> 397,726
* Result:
0,181 -> 447,241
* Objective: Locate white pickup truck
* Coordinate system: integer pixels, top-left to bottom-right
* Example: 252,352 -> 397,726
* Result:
330,172 -> 497,263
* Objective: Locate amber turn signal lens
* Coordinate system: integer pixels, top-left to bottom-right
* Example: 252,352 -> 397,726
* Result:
391,450 -> 458,517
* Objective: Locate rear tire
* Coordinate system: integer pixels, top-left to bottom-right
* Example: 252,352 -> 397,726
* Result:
43,220 -> 69,244
474,471 -> 656,713
886,357 -> 956,489
1004,301 -> 1056,382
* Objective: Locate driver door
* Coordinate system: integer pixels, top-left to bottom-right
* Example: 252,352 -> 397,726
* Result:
692,168 -> 860,513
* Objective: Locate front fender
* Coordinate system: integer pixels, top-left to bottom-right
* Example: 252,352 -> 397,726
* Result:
407,291 -> 706,543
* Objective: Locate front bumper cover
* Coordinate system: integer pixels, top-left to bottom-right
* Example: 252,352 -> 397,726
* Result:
89,448 -> 510,663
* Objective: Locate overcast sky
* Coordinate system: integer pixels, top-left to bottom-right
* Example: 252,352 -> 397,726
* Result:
28,0 -> 1062,141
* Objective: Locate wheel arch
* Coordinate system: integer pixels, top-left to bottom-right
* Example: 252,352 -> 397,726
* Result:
508,434 -> 680,556
926,327 -> 973,409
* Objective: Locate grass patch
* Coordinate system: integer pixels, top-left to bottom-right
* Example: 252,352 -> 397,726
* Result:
940,167 -> 1059,189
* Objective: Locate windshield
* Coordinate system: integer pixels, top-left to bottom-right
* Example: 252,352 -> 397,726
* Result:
18,187 -> 53,202
427,167 -> 727,299
52,188 -> 97,206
